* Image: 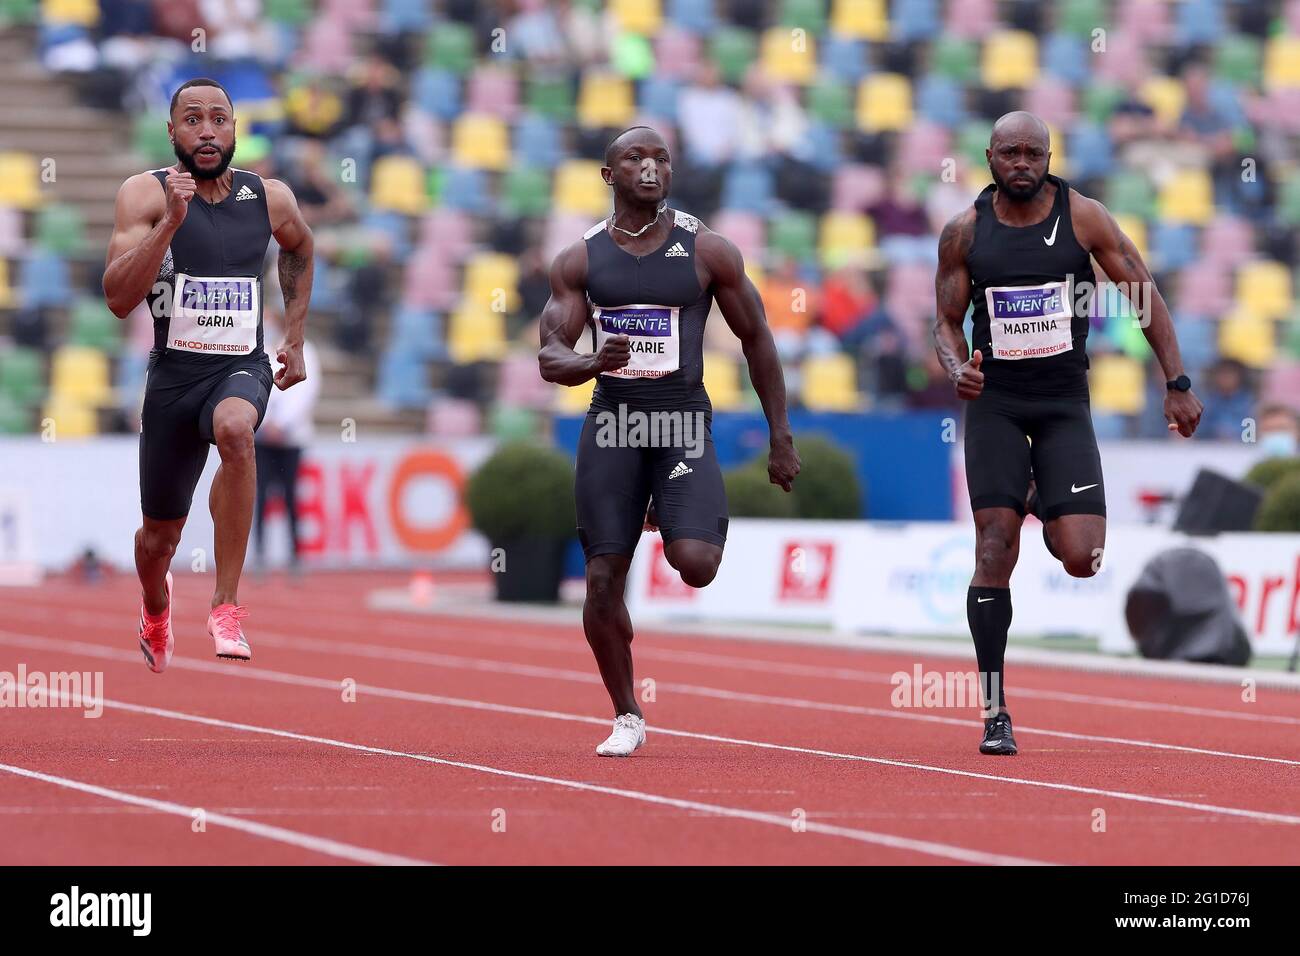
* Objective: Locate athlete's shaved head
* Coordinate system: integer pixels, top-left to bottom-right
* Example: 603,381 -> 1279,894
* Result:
604,126 -> 665,167
986,111 -> 1051,203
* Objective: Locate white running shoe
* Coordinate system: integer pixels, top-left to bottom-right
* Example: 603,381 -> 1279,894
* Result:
595,714 -> 646,757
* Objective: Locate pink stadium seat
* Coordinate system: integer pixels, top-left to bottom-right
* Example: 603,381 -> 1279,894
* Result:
944,0 -> 997,39
654,26 -> 702,79
294,19 -> 353,74
1023,77 -> 1076,129
426,397 -> 482,438
497,352 -> 554,408
1093,33 -> 1147,87
401,249 -> 459,311
1116,0 -> 1171,45
1260,361 -> 1300,409
0,204 -> 23,257
897,122 -> 952,174
830,164 -> 887,212
417,209 -> 474,263
544,212 -> 599,263
1201,216 -> 1255,269
320,0 -> 374,29
1175,260 -> 1231,318
466,65 -> 520,120
709,210 -> 765,264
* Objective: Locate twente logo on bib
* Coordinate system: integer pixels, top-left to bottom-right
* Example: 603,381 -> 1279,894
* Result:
593,304 -> 680,379
169,274 -> 260,355
984,279 -> 1072,360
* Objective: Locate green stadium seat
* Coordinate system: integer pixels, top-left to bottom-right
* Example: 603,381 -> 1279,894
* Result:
1081,84 -> 1125,124
1277,174 -> 1300,227
808,78 -> 853,128
500,167 -> 552,219
525,75 -> 575,122
768,210 -> 817,263
1215,35 -> 1261,87
779,0 -> 826,33
1106,173 -> 1156,220
957,121 -> 993,167
132,114 -> 174,164
69,298 -> 120,352
426,23 -> 476,74
263,0 -> 310,25
0,392 -> 31,434
0,347 -> 43,406
931,36 -> 977,84
36,204 -> 85,254
0,0 -> 38,24
490,405 -> 539,442
711,28 -> 757,86
1061,0 -> 1106,38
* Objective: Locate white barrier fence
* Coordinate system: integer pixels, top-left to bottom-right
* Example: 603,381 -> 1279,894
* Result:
627,519 -> 1300,657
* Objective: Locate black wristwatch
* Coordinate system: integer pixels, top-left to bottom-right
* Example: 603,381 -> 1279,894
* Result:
1166,375 -> 1192,392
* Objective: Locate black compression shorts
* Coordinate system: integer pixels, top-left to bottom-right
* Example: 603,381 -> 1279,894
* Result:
575,406 -> 729,561
964,386 -> 1106,520
139,352 -> 273,521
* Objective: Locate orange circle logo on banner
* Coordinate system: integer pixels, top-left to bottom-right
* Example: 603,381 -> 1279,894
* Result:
388,450 -> 469,552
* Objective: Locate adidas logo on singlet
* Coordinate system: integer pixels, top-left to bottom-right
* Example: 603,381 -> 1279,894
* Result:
235,185 -> 258,201
664,242 -> 689,257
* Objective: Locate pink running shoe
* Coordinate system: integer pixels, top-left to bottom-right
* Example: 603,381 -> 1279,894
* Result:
207,604 -> 252,661
139,572 -> 174,674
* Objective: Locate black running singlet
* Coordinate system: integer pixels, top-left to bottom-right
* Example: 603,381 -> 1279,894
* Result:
145,167 -> 273,365
967,175 -> 1095,399
583,209 -> 713,410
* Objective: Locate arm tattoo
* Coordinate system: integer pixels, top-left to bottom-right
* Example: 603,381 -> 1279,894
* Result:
278,248 -> 308,303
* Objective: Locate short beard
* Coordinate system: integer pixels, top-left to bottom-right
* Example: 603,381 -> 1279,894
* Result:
174,139 -> 236,180
990,165 -> 1047,203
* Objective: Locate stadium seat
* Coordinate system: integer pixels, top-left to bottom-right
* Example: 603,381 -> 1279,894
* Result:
389,304 -> 444,361
655,25 -> 703,79
710,28 -> 757,86
427,397 -> 482,437
1090,353 -> 1145,414
780,0 -> 826,32
496,352 -> 554,409
500,166 -> 553,219
1277,175 -> 1300,228
611,32 -> 655,79
1260,361 -> 1300,409
981,31 -> 1039,90
489,404 -> 539,442
554,160 -> 610,217
709,210 -> 765,263
41,396 -> 96,438
465,65 -> 519,120
1060,0 -> 1105,37
610,0 -> 662,34
439,166 -> 492,215
804,123 -> 844,172
1176,260 -> 1231,317
418,208 -> 474,262
720,162 -> 776,215
1112,213 -> 1148,263
43,0 -> 97,26
931,36 -> 978,83
451,114 -> 510,171
1106,172 -> 1156,220
554,376 -> 596,413
447,306 -> 507,364
411,67 -> 460,120
525,74 -> 575,121
50,345 -> 110,407
34,203 -> 84,254
1082,83 -> 1125,124
1263,37 -> 1300,91
375,347 -> 430,409
702,351 -> 743,411
829,0 -> 886,38
20,249 -> 70,308
768,210 -> 817,263
370,155 -> 429,215
1140,76 -> 1186,128
820,34 -> 866,82
808,78 -> 853,129
69,298 -> 119,352
915,74 -> 966,128
512,113 -> 564,169
893,0 -> 937,42
759,25 -> 817,84
0,153 -> 41,209
0,393 -> 30,434
1150,222 -> 1198,273
577,70 -> 635,128
1215,34 -> 1261,88
819,211 -> 874,269
639,76 -> 681,121
667,0 -> 715,34
800,353 -> 859,410
1041,32 -> 1089,86
0,0 -> 38,24
1235,261 -> 1291,322
462,252 -> 520,315
829,164 -> 886,211
1175,317 -> 1217,373
1158,168 -> 1214,226
1174,0 -> 1226,47
401,248 -> 458,310
425,21 -> 475,74
1067,121 -> 1113,180
857,73 -> 912,132
1218,309 -> 1276,369
956,120 -> 993,166
0,347 -> 42,406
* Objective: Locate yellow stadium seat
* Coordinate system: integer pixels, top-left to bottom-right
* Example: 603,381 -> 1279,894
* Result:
981,31 -> 1039,90
857,73 -> 912,132
577,71 -> 635,128
801,353 -> 859,411
50,346 -> 110,406
760,26 -> 818,85
0,258 -> 13,309
370,155 -> 428,215
1218,309 -> 1276,368
1157,168 -> 1213,226
703,351 -> 743,411
1111,213 -> 1148,264
463,252 -> 520,313
41,397 -> 97,439
1263,37 -> 1300,90
554,160 -> 611,216
42,0 -> 99,26
555,376 -> 596,413
830,0 -> 888,39
447,306 -> 507,363
1140,77 -> 1186,128
609,0 -> 661,35
451,114 -> 509,172
1045,123 -> 1067,178
1235,260 -> 1291,322
818,211 -> 875,269
0,153 -> 42,210
744,260 -> 766,290
1090,353 -> 1144,415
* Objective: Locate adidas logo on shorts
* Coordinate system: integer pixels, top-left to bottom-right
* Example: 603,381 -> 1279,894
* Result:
235,185 -> 258,201
664,242 -> 689,257
669,461 -> 693,479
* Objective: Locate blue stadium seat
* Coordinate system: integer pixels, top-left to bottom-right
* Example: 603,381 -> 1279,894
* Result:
893,0 -> 939,43
1208,81 -> 1246,127
667,0 -> 716,33
363,210 -> 412,261
721,162 -> 776,215
512,113 -> 564,169
381,0 -> 434,34
390,305 -> 445,361
412,68 -> 462,121
821,35 -> 868,83
308,256 -> 341,311
439,167 -> 492,215
1067,121 -> 1113,180
638,76 -> 680,121
1091,412 -> 1130,440
1174,316 -> 1217,373
915,74 -> 966,127
20,250 -> 71,309
1150,222 -> 1198,273
804,123 -> 844,172
1041,32 -> 1089,86
376,347 -> 431,409
1175,0 -> 1225,47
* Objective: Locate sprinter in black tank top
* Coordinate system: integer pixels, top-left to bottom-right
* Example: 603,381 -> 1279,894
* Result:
104,79 -> 315,673
539,126 -> 801,756
934,112 -> 1203,755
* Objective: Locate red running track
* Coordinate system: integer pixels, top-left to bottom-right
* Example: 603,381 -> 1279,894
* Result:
2,571 -> 1299,865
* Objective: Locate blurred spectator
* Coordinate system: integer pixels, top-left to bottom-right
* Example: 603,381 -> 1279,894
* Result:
284,76 -> 346,139
1252,404 -> 1300,460
679,62 -> 743,168
286,140 -> 355,228
1201,358 -> 1255,440
345,55 -> 403,130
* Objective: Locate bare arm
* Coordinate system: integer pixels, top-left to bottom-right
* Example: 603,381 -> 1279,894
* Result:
265,178 -> 315,390
102,172 -> 185,318
698,230 -> 799,491
537,241 -> 630,385
933,207 -> 983,399
1074,192 -> 1202,436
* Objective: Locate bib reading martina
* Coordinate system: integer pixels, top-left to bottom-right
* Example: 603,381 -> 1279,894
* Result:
967,174 -> 1095,400
145,167 -> 272,363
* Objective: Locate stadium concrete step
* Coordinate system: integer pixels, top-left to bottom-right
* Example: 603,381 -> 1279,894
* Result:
314,396 -> 427,434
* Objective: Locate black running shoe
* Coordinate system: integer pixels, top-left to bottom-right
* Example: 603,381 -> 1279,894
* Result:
980,712 -> 1019,756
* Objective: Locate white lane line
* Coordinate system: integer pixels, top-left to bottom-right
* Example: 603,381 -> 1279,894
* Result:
17,594 -> 1300,726
53,692 -> 1053,867
3,630 -> 1298,830
0,762 -> 436,866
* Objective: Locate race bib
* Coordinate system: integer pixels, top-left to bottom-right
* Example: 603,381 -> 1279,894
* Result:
168,274 -> 259,356
592,304 -> 680,379
985,280 -> 1073,361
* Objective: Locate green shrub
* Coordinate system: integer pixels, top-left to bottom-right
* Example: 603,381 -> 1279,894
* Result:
724,463 -> 798,518
465,441 -> 576,541
1254,470 -> 1300,532
1243,456 -> 1300,492
785,433 -> 863,519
